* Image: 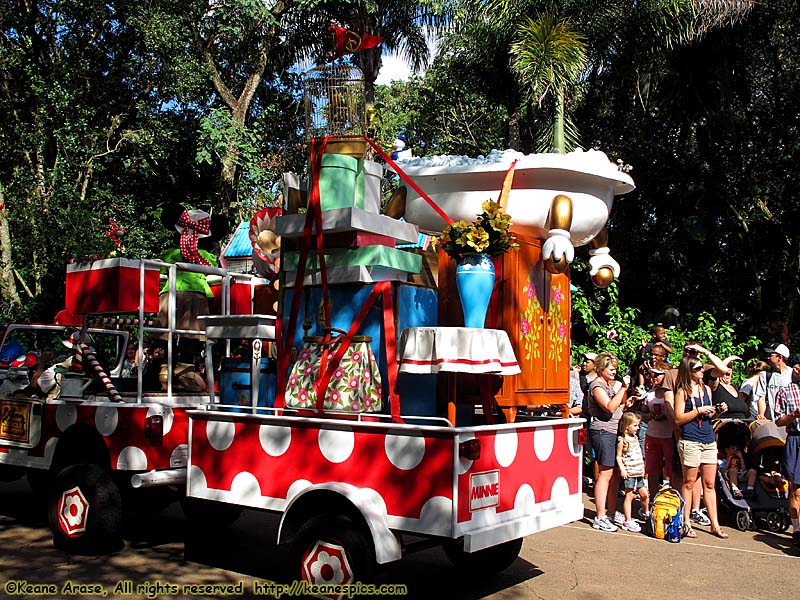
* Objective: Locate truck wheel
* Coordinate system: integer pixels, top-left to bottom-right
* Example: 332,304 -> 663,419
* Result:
443,538 -> 523,576
180,497 -> 242,528
26,470 -> 54,500
292,516 -> 376,585
48,464 -> 123,555
780,512 -> 791,532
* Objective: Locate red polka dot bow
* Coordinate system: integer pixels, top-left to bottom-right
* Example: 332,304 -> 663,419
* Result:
176,209 -> 211,265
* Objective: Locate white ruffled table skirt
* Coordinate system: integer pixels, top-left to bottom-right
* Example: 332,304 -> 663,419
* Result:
398,327 -> 521,375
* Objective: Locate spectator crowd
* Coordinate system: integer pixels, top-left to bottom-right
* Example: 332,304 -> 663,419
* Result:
569,326 -> 800,548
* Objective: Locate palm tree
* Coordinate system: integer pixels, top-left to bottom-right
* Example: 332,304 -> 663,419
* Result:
442,0 -> 753,152
325,0 -> 452,105
510,14 -> 587,153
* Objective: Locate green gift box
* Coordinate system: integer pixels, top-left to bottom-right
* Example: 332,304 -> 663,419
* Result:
283,245 -> 422,274
318,155 -> 382,212
355,160 -> 383,213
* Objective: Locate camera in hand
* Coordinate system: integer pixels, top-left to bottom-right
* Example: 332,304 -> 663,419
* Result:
713,403 -> 724,412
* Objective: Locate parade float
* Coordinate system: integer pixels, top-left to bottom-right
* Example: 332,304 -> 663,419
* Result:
0,63 -> 633,586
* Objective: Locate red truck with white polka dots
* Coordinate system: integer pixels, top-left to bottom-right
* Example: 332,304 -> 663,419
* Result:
186,408 -> 585,583
0,260 -> 266,555
0,260 -> 586,585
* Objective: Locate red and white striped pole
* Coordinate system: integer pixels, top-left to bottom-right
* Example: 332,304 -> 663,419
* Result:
70,340 -> 84,372
79,342 -> 122,403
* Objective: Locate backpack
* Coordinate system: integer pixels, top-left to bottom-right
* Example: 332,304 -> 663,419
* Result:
648,486 -> 685,542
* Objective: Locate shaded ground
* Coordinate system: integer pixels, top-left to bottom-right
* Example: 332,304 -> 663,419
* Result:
0,478 -> 798,599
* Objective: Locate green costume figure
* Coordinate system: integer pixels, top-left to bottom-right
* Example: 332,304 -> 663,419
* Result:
157,208 -> 220,337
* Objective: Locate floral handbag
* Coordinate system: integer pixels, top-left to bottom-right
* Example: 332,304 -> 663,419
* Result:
285,329 -> 382,413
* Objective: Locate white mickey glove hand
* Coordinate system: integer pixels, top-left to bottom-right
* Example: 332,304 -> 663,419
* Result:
542,229 -> 574,264
588,247 -> 620,278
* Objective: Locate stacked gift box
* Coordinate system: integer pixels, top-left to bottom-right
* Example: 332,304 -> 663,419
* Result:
65,258 -> 161,315
275,152 -> 438,417
275,154 -> 423,286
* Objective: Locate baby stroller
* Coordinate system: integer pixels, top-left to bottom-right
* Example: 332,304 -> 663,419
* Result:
714,418 -> 790,532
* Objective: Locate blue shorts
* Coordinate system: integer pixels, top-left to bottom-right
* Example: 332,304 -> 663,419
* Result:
783,434 -> 800,485
590,429 -> 617,468
624,476 -> 646,491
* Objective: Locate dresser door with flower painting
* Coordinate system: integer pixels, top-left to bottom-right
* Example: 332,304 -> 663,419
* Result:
497,235 -> 570,405
435,235 -> 570,410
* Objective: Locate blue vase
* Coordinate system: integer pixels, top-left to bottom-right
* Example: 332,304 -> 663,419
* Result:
456,253 -> 495,328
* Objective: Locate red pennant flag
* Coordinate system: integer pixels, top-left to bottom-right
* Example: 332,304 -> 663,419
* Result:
327,25 -> 383,60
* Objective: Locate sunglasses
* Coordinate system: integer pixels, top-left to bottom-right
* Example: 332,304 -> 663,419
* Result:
651,352 -> 666,358
691,365 -> 704,372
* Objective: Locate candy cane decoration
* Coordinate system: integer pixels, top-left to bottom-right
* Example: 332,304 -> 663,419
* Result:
70,341 -> 84,373
78,342 -> 122,403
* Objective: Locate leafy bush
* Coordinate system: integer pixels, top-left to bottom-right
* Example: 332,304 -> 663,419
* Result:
571,281 -> 761,383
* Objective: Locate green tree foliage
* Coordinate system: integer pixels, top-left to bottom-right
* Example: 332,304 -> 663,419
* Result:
372,67 -> 507,157
577,0 -> 800,347
437,3 -> 525,148
0,0 -> 200,319
0,0 -> 314,321
192,0 -> 319,211
510,14 -> 587,152
571,277 -> 761,382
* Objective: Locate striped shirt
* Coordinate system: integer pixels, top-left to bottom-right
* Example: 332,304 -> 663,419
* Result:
618,433 -> 645,477
775,381 -> 800,434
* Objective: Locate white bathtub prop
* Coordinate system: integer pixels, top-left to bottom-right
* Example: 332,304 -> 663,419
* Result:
394,148 -> 634,246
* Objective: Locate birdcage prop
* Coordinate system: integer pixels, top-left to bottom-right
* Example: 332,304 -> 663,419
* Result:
304,65 -> 367,156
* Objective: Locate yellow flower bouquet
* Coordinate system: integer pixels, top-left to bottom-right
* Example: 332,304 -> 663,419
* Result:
432,200 -> 518,259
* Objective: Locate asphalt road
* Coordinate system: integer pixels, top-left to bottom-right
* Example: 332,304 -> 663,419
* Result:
0,478 -> 798,599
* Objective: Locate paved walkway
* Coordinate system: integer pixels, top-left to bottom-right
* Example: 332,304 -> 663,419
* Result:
0,481 -> 797,599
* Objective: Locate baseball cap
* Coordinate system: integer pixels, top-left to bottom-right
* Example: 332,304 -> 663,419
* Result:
764,343 -> 790,359
583,352 -> 598,362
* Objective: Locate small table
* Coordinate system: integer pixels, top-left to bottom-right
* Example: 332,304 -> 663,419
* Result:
398,327 -> 521,425
199,314 -> 277,410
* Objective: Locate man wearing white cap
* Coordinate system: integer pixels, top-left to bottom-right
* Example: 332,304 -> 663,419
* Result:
755,343 -> 792,420
773,353 -> 800,547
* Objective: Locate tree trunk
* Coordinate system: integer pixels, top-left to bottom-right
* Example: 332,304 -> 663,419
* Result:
0,186 -> 21,308
357,47 -> 382,107
202,36 -> 271,216
553,89 -> 565,153
508,101 -> 521,151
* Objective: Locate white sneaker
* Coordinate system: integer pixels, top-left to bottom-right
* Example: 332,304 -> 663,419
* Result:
622,520 -> 642,533
613,511 -> 625,526
690,508 -> 711,526
592,516 -> 619,532
638,508 -> 650,521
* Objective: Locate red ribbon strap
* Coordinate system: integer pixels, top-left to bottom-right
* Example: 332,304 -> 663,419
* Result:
275,137 -> 331,409
362,137 -> 454,226
314,281 -> 403,423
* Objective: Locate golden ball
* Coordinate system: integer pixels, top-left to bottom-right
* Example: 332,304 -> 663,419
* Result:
592,267 -> 614,288
544,255 -> 570,274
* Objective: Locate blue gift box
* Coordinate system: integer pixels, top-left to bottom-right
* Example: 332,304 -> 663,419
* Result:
220,357 -> 276,412
282,282 -> 438,417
